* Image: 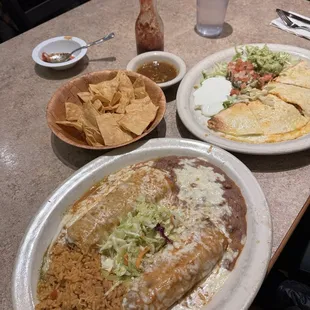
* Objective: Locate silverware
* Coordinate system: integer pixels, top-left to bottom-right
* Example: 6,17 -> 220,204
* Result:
43,32 -> 115,63
276,9 -> 310,32
277,9 -> 310,26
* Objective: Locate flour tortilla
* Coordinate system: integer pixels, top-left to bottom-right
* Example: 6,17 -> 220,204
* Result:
248,95 -> 308,135
208,102 -> 263,136
276,61 -> 310,89
268,82 -> 310,117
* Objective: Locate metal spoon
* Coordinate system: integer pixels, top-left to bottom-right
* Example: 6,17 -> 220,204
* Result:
43,32 -> 115,63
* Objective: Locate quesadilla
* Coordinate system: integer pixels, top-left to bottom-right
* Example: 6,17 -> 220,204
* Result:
208,102 -> 263,136
207,60 -> 310,143
268,82 -> 310,117
276,60 -> 310,89
208,95 -> 309,143
248,95 -> 308,135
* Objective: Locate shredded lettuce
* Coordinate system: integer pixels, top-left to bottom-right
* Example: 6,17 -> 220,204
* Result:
222,87 -> 270,109
200,62 -> 227,85
232,46 -> 245,61
99,200 -> 179,281
222,97 -> 236,109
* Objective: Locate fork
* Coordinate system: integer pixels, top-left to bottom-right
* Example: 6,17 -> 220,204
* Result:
276,9 -> 310,32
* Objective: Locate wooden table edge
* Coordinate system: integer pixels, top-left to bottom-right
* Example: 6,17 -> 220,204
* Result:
267,194 -> 310,273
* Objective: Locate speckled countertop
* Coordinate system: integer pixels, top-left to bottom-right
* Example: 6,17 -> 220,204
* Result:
1,0 -> 310,308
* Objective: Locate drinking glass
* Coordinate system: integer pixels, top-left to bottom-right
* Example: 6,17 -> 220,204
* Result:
196,0 -> 229,37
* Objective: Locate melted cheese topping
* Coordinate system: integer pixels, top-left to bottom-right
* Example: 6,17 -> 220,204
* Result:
175,160 -> 225,205
169,158 -> 239,309
175,159 -> 232,237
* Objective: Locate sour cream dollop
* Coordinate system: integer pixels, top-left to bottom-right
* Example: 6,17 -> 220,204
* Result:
194,77 -> 232,117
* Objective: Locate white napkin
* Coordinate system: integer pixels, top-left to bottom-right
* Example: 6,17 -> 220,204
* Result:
271,11 -> 310,40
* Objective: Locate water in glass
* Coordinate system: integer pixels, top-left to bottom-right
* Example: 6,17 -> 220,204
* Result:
196,0 -> 229,37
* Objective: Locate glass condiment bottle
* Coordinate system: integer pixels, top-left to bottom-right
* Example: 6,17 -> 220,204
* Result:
135,0 -> 164,54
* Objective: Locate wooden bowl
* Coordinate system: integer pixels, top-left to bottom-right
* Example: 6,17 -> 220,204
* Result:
46,70 -> 166,150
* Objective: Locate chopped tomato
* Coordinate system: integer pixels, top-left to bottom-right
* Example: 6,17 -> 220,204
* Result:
261,73 -> 273,82
227,59 -> 273,91
41,52 -> 49,62
239,76 -> 250,82
230,88 -> 240,96
257,73 -> 274,87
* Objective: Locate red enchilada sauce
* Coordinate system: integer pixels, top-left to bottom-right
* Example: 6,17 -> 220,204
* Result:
135,0 -> 164,54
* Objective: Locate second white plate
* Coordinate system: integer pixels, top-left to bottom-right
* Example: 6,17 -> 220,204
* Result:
176,44 -> 310,155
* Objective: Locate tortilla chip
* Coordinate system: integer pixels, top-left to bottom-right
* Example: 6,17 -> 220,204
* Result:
119,112 -> 152,135
56,120 -> 83,132
112,72 -> 134,114
112,113 -> 125,122
115,93 -> 130,114
82,101 -> 100,128
78,114 -> 94,130
96,72 -> 120,103
125,96 -> 153,114
92,93 -> 110,105
111,91 -> 122,106
65,102 -> 83,121
134,88 -> 148,99
119,102 -> 158,135
89,84 -> 101,95
119,72 -> 134,99
131,96 -> 152,105
84,126 -> 104,146
93,99 -> 103,111
102,104 -> 120,112
133,76 -> 145,89
96,113 -> 134,145
77,92 -> 92,103
133,77 -> 148,99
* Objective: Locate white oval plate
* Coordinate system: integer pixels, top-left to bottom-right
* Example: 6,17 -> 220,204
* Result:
12,138 -> 272,310
176,44 -> 310,155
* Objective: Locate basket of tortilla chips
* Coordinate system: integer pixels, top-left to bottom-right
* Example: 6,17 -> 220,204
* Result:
46,70 -> 166,149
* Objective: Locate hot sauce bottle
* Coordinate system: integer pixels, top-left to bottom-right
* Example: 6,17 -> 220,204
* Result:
135,0 -> 164,54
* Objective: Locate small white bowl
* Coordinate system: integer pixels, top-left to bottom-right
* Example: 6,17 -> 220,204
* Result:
32,36 -> 87,70
126,51 -> 186,89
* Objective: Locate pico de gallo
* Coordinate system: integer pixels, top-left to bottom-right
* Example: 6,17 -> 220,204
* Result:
227,59 -> 273,96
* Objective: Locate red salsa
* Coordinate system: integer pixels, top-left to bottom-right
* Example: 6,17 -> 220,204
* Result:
41,52 -> 75,63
